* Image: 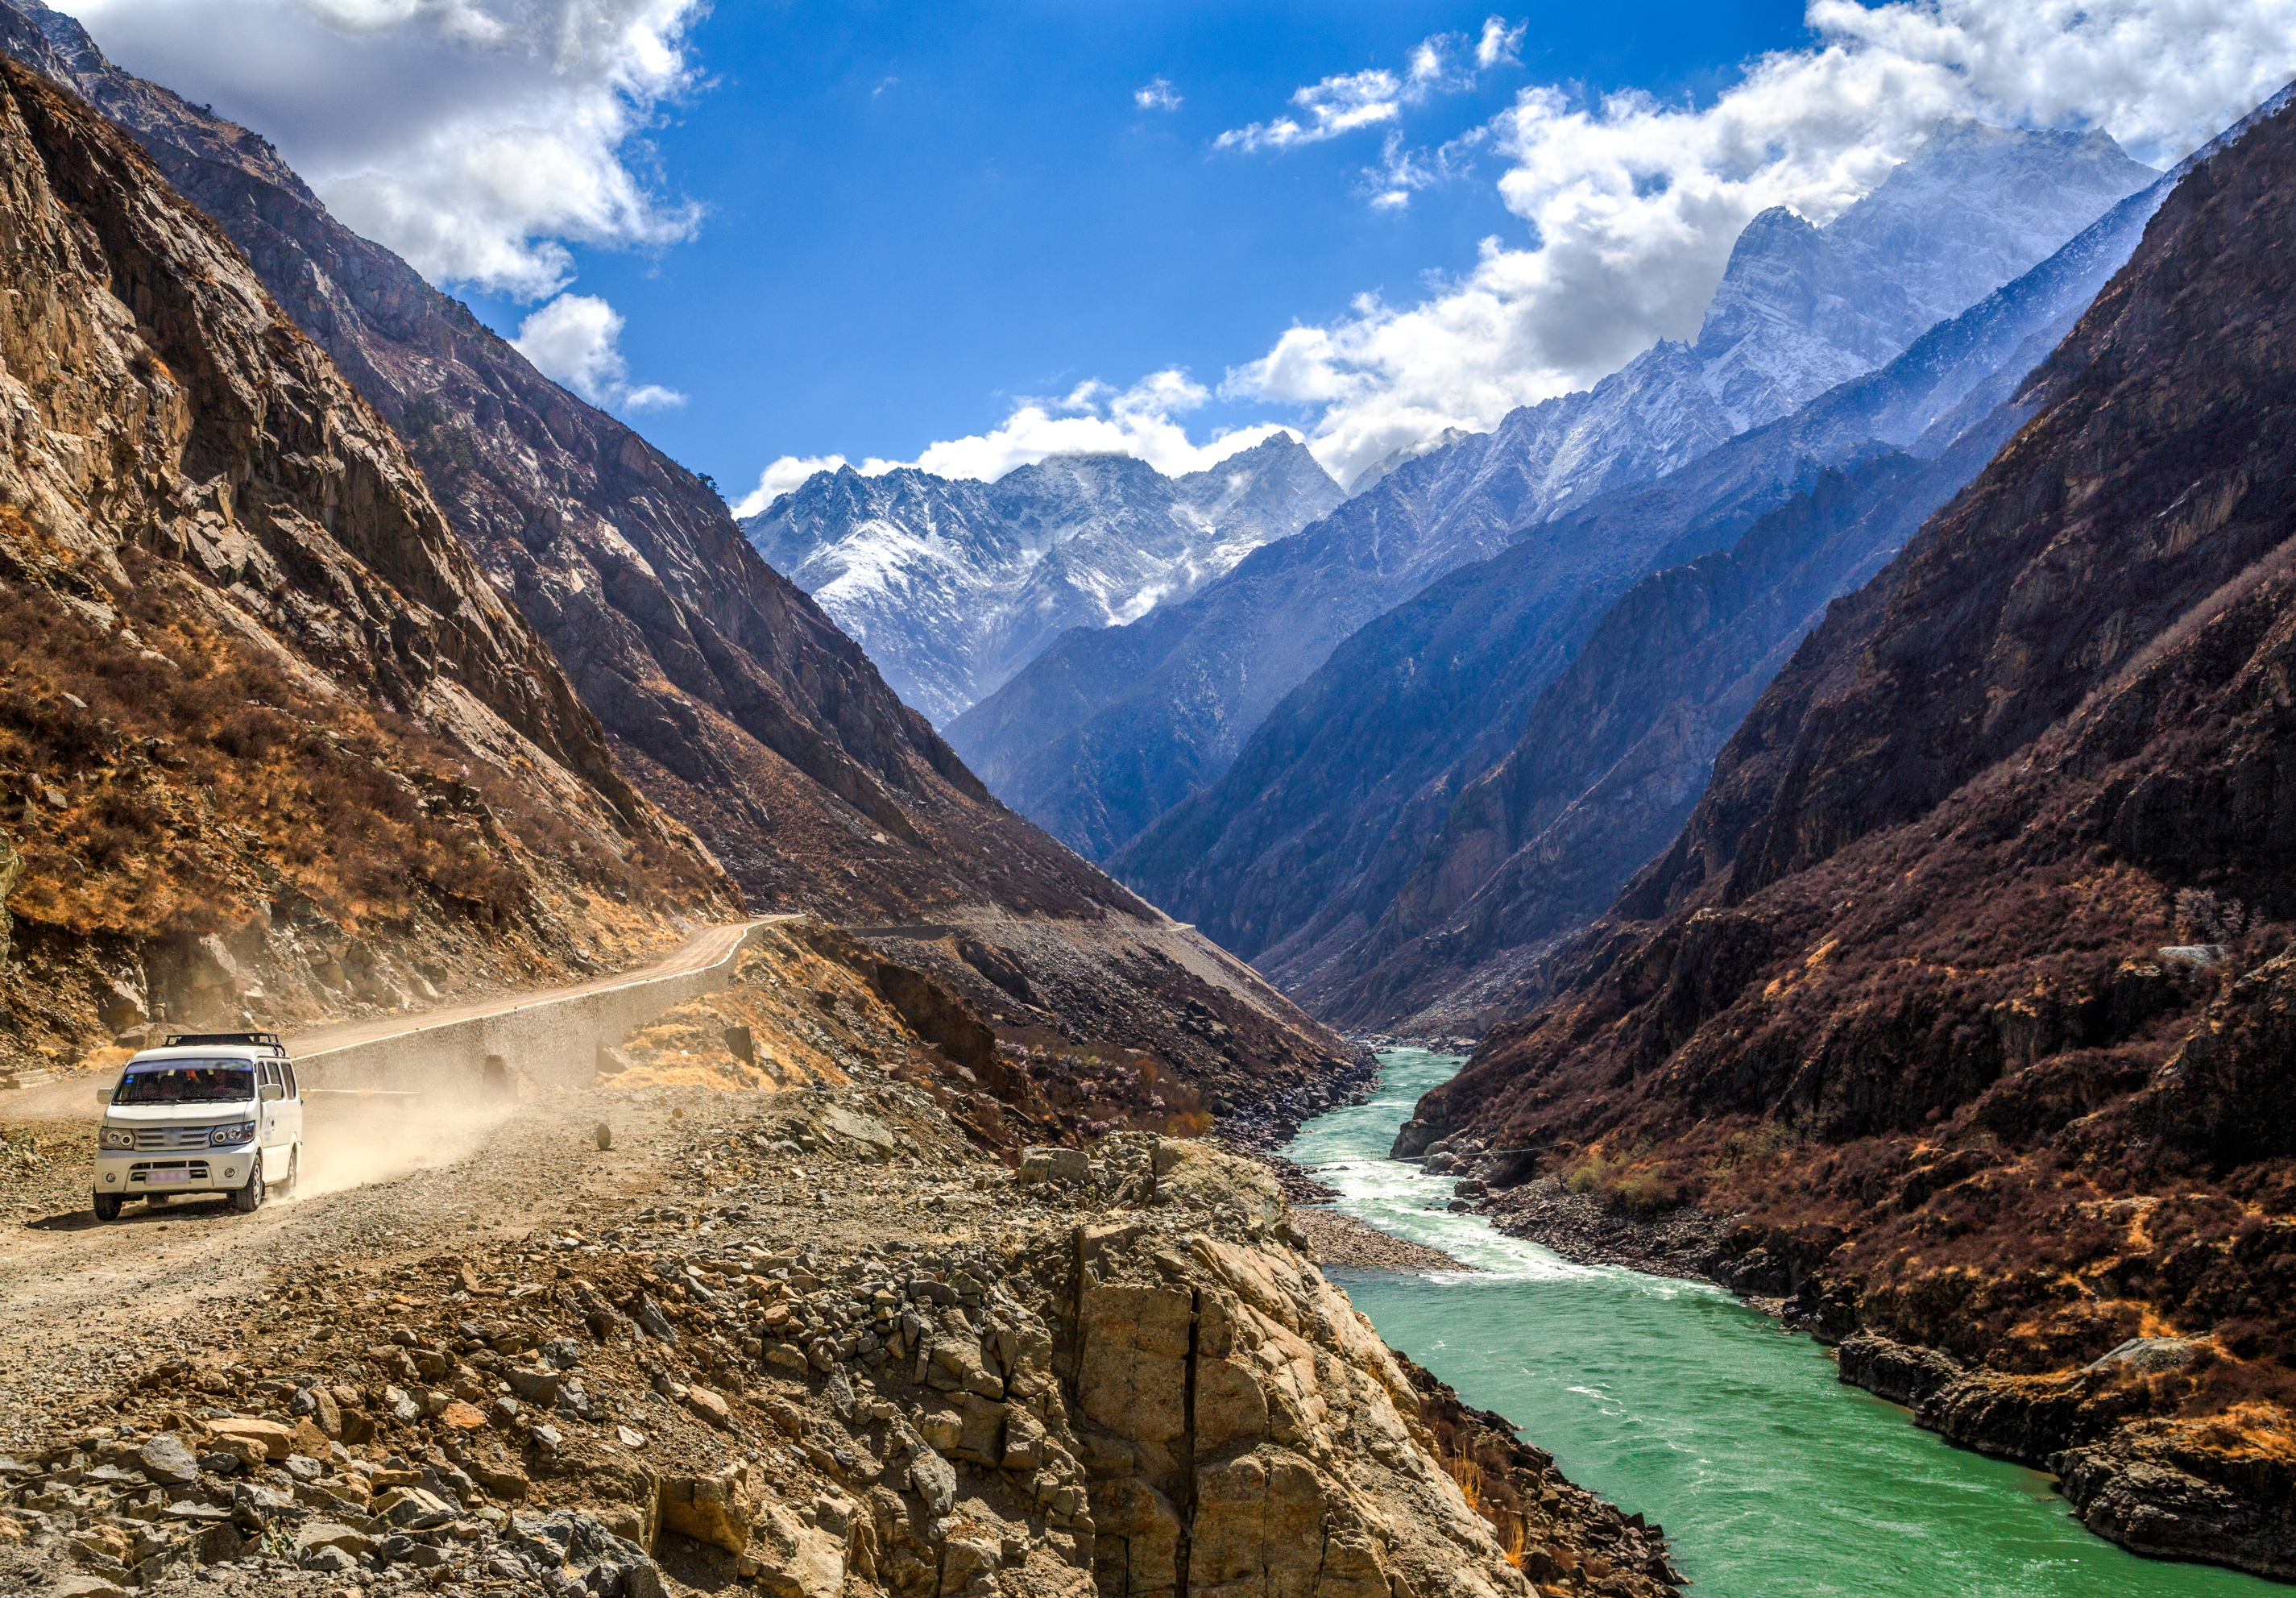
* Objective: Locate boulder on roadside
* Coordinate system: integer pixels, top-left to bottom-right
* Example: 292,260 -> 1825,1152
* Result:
686,1384 -> 733,1430
294,1522 -> 377,1562
136,1433 -> 199,1487
206,1417 -> 296,1462
1018,1147 -> 1090,1186
747,1500 -> 847,1598
657,1461 -> 760,1555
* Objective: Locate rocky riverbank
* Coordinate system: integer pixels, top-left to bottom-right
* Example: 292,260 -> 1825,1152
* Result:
1432,1153 -> 2296,1583
1289,1210 -> 1477,1275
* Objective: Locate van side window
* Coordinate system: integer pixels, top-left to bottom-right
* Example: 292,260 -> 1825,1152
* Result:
283,1062 -> 298,1099
259,1060 -> 280,1093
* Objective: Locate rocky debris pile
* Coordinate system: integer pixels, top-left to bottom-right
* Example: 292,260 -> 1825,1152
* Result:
1284,1212 -> 1476,1276
1202,1053 -> 1381,1154
0,1411 -> 673,1596
2,1067 -> 1681,1598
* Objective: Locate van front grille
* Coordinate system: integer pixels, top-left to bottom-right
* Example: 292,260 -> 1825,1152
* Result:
132,1127 -> 211,1151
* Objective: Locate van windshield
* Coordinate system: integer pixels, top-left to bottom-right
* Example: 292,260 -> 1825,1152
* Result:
114,1063 -> 256,1105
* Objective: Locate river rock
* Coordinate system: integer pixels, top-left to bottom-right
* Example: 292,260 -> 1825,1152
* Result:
1917,1370 -> 2092,1467
1836,1332 -> 1965,1407
2085,1337 -> 2205,1376
2058,1438 -> 2296,1578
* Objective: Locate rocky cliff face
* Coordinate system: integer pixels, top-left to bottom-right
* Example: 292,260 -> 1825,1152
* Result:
747,439 -> 1342,725
0,0 -> 1353,1112
0,52 -> 735,1065
1116,172 -> 2170,1034
1406,82 -> 2296,1579
948,128 -> 2154,867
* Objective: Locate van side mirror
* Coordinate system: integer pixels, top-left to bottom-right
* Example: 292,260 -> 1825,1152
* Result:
259,1083 -> 285,1102
94,1088 -> 114,1106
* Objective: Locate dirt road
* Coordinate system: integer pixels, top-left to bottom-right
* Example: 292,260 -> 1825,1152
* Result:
0,923 -> 775,1453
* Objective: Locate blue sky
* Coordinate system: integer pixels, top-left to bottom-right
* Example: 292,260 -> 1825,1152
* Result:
474,1 -> 1812,494
56,0 -> 2296,504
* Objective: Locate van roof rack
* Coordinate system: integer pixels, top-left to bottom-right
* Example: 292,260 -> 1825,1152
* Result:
161,1031 -> 286,1052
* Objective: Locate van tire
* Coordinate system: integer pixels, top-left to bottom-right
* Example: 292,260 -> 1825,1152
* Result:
281,1146 -> 299,1196
231,1160 -> 265,1214
92,1193 -> 121,1222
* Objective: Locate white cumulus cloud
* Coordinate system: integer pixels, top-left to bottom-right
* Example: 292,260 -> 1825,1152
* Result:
1136,76 -> 1183,111
1225,0 -> 2296,484
56,0 -> 707,301
732,374 -> 1303,517
512,293 -> 685,413
1214,17 -> 1523,152
1475,15 -> 1526,70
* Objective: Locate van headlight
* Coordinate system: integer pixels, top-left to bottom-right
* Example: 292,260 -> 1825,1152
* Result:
100,1127 -> 135,1150
209,1123 -> 255,1147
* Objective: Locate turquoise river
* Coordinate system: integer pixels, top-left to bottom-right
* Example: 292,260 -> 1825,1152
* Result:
1283,1048 -> 2283,1598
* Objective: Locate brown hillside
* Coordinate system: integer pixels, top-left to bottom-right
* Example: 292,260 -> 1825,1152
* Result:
0,56 -> 732,1065
0,1 -> 1353,1115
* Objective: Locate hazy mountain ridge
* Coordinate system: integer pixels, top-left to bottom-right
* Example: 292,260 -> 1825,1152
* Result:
1115,168 -> 2175,1034
950,126 -> 2157,862
744,435 -> 1341,724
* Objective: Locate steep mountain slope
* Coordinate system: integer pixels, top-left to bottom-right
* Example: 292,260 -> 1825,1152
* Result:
1120,172 -> 2172,1034
1409,85 -> 2296,1578
0,0 -> 1355,1110
745,438 -> 1341,724
0,53 -> 733,1068
949,128 -> 2155,862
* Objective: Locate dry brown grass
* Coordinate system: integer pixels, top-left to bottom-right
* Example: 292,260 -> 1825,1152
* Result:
0,555 -> 714,943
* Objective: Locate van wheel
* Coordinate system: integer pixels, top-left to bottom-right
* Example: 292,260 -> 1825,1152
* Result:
281,1146 -> 299,1196
231,1160 -> 265,1214
92,1193 -> 121,1222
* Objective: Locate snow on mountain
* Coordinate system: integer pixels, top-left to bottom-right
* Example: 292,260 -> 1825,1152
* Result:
1459,122 -> 2161,535
947,121 -> 2160,866
1692,123 -> 2159,431
743,434 -> 1341,724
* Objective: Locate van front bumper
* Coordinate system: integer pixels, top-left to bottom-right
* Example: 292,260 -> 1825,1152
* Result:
95,1148 -> 252,1196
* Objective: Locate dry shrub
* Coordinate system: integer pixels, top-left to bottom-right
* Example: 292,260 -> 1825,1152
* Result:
0,558 -> 710,941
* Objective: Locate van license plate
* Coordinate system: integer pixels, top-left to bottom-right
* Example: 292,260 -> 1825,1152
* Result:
149,1169 -> 189,1185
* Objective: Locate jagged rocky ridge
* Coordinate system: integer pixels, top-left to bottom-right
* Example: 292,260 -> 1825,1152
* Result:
0,51 -> 736,1066
745,439 -> 1342,724
0,0 -> 1355,1112
1400,83 -> 2296,1579
947,127 -> 2155,864
1118,172 -> 2174,1036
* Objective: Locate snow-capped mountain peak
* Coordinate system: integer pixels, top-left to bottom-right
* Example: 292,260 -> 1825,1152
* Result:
744,434 -> 1342,724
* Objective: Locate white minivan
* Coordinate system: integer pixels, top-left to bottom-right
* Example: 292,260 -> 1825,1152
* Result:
93,1032 -> 304,1220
